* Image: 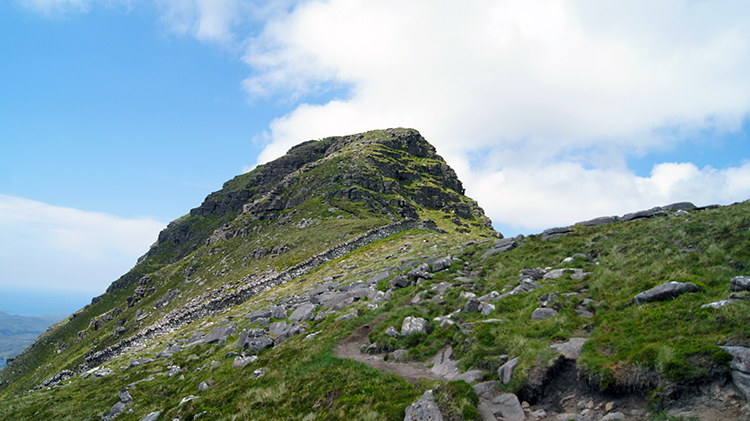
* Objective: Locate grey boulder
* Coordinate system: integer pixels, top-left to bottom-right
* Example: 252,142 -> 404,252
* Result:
238,328 -> 274,353
401,317 -> 429,336
531,308 -> 557,320
730,276 -> 750,292
403,390 -> 443,421
489,393 -> 525,421
632,281 -> 700,305
720,346 -> 750,400
497,357 -> 518,384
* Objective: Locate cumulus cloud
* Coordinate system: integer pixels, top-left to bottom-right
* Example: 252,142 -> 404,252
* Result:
238,0 -> 750,233
0,195 -> 165,294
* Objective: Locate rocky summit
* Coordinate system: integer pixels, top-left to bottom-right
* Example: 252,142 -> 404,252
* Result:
2,128 -> 750,421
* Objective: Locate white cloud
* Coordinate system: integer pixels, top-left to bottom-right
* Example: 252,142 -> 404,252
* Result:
471,161 -> 750,233
19,0 -> 133,15
0,195 -> 165,293
238,0 -> 750,233
154,0 -> 293,43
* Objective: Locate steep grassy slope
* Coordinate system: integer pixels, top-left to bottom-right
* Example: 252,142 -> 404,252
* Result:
0,128 -> 494,400
1,128 -> 749,421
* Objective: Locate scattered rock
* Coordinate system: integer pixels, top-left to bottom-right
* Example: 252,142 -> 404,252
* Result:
520,268 -> 546,280
701,299 -> 742,309
203,323 -> 237,345
575,216 -> 617,227
401,317 -> 429,336
385,326 -> 400,338
661,202 -> 696,211
138,412 -> 161,421
431,347 -> 459,378
464,298 -> 481,313
489,393 -> 525,421
531,308 -> 557,320
498,357 -> 519,384
731,276 -> 750,292
632,281 -> 700,305
482,238 -> 517,258
453,370 -> 484,384
621,207 -> 665,222
268,321 -> 305,343
118,389 -> 132,403
167,366 -> 182,378
542,227 -> 572,241
720,346 -> 750,400
390,275 -> 411,289
403,390 -> 443,421
474,381 -> 500,400
289,303 -> 316,321
246,310 -> 272,323
479,302 -> 495,316
550,338 -> 588,360
270,306 -> 287,319
233,355 -> 257,368
391,350 -> 408,361
601,412 -> 625,421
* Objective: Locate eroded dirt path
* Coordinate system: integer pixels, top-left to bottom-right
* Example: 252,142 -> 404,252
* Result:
332,313 -> 439,383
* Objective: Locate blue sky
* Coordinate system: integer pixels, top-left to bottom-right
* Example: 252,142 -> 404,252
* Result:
2,0 -> 750,316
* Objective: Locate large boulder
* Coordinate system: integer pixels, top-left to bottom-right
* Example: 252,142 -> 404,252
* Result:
730,276 -> 750,292
542,227 -> 572,241
246,310 -> 272,323
621,207 -> 665,222
575,216 -> 617,227
488,393 -> 525,421
404,390 -> 443,421
203,323 -> 237,345
720,346 -> 750,400
268,321 -> 305,343
431,256 -> 453,273
453,370 -> 484,384
661,202 -> 696,211
632,281 -> 700,305
401,317 -> 429,336
531,308 -> 557,320
289,303 -> 316,321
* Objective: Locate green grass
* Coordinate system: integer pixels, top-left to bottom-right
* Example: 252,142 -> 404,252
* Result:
3,129 -> 750,419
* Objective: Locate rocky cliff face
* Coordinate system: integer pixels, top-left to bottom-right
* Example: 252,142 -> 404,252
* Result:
138,129 -> 490,275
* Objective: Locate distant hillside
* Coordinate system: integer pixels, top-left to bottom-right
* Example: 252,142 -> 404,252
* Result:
0,312 -> 69,362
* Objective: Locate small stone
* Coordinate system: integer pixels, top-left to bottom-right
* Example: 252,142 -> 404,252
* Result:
529,409 -> 547,419
139,411 -> 161,421
198,381 -> 208,391
118,389 -> 132,403
605,401 -> 616,412
385,326 -> 399,338
601,412 -> 625,421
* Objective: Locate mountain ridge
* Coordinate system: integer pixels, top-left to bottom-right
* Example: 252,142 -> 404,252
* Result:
1,128 -> 750,421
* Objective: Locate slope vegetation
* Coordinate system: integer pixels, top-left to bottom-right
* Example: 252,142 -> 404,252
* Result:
1,129 -> 749,421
